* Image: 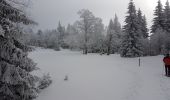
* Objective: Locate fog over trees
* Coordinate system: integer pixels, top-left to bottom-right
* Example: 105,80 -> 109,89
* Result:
22,0 -> 170,57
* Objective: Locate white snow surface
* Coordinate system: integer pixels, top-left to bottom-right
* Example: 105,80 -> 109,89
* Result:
29,48 -> 170,100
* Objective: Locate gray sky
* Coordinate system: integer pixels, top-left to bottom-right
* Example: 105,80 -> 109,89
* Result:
29,0 -> 167,31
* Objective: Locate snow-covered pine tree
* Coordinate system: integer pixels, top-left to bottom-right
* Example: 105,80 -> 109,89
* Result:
106,19 -> 114,55
136,9 -> 149,55
151,0 -> 164,33
120,0 -> 143,57
113,14 -> 122,38
141,15 -> 149,38
57,21 -> 66,48
0,0 -> 39,100
161,0 -> 170,53
137,9 -> 149,38
163,0 -> 170,33
150,0 -> 170,55
137,9 -> 143,38
112,14 -> 122,52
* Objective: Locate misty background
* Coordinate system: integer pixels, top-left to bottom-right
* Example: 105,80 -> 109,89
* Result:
29,0 -> 163,30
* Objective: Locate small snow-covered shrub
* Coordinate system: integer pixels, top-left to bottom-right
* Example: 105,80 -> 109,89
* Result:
38,73 -> 52,90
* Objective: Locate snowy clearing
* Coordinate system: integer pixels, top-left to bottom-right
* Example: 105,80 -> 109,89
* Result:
29,48 -> 170,100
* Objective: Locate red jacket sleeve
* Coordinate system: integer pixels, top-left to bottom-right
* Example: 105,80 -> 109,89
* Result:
164,57 -> 170,65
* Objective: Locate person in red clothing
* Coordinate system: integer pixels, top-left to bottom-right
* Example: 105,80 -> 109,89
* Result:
163,54 -> 170,76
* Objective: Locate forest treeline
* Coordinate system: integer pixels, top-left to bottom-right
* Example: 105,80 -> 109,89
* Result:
20,0 -> 170,57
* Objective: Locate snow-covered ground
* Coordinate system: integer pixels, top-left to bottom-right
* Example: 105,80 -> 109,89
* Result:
29,48 -> 170,100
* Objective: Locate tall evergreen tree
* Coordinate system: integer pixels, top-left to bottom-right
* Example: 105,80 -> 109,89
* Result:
106,19 -> 114,55
137,9 -> 149,38
112,14 -> 122,52
0,0 -> 39,100
113,14 -> 122,38
57,21 -> 66,48
142,15 -> 149,38
137,9 -> 143,37
151,0 -> 164,33
163,0 -> 170,53
120,0 -> 143,57
163,0 -> 170,33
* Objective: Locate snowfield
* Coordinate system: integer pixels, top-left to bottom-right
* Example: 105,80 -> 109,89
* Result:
29,48 -> 170,100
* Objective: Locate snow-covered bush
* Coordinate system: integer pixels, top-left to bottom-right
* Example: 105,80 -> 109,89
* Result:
38,73 -> 52,90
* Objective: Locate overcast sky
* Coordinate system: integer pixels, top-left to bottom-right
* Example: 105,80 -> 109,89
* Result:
29,0 -> 167,31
